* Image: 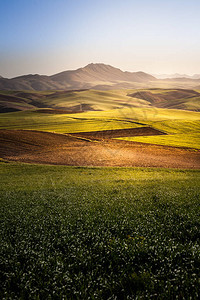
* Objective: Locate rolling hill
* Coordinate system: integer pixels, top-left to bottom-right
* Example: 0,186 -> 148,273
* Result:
129,89 -> 200,111
0,88 -> 200,113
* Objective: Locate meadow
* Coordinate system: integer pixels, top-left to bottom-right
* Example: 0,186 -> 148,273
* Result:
0,162 -> 200,299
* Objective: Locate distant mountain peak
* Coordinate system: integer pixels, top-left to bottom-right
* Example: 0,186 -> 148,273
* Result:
84,62 -> 111,67
82,63 -> 121,71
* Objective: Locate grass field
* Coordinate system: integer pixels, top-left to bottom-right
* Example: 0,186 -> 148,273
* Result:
0,104 -> 199,149
0,162 -> 200,299
117,133 -> 200,149
0,109 -> 145,133
116,119 -> 200,149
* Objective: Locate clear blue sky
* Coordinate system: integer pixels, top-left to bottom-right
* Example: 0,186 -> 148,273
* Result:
1,0 -> 200,77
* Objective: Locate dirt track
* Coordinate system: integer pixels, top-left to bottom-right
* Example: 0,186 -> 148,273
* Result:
0,129 -> 199,169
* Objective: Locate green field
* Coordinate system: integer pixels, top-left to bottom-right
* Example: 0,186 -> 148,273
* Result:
0,162 -> 200,299
0,109 -> 145,133
117,133 -> 200,149
116,118 -> 200,149
0,88 -> 200,150
0,103 -> 199,149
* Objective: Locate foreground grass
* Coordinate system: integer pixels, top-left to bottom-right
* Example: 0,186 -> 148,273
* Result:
0,162 -> 200,299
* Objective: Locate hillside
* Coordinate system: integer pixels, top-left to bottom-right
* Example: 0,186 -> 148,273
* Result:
0,88 -> 200,113
129,89 -> 200,111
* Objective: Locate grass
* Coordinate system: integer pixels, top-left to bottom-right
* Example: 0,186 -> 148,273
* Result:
0,106 -> 199,131
116,119 -> 200,149
0,109 -> 145,133
117,133 -> 200,149
0,162 -> 200,299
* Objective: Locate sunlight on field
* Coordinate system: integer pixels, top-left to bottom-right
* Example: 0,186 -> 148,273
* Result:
117,133 -> 200,149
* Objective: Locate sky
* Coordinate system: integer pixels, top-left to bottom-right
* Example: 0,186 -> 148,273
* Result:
0,0 -> 200,78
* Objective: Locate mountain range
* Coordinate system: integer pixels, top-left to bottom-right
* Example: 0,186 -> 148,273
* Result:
153,73 -> 200,80
0,63 -> 200,91
0,63 -> 156,91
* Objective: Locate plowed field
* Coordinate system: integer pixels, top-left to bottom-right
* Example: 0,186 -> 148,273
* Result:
0,129 -> 199,168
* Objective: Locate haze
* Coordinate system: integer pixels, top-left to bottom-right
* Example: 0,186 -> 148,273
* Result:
1,0 -> 200,78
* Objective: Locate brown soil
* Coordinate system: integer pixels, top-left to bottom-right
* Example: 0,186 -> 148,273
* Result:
72,127 -> 166,139
0,129 -> 199,169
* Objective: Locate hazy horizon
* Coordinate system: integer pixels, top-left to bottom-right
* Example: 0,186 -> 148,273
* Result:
2,62 -> 200,80
1,0 -> 200,78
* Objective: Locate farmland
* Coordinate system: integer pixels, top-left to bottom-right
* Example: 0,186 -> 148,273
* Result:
0,88 -> 200,298
0,89 -> 199,151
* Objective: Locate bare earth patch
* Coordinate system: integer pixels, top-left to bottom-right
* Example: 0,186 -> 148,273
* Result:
0,129 -> 199,169
72,127 -> 166,139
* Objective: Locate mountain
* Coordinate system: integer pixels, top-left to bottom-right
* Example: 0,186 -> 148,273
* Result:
154,73 -> 200,80
51,63 -> 156,85
191,74 -> 200,79
0,63 -> 156,91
